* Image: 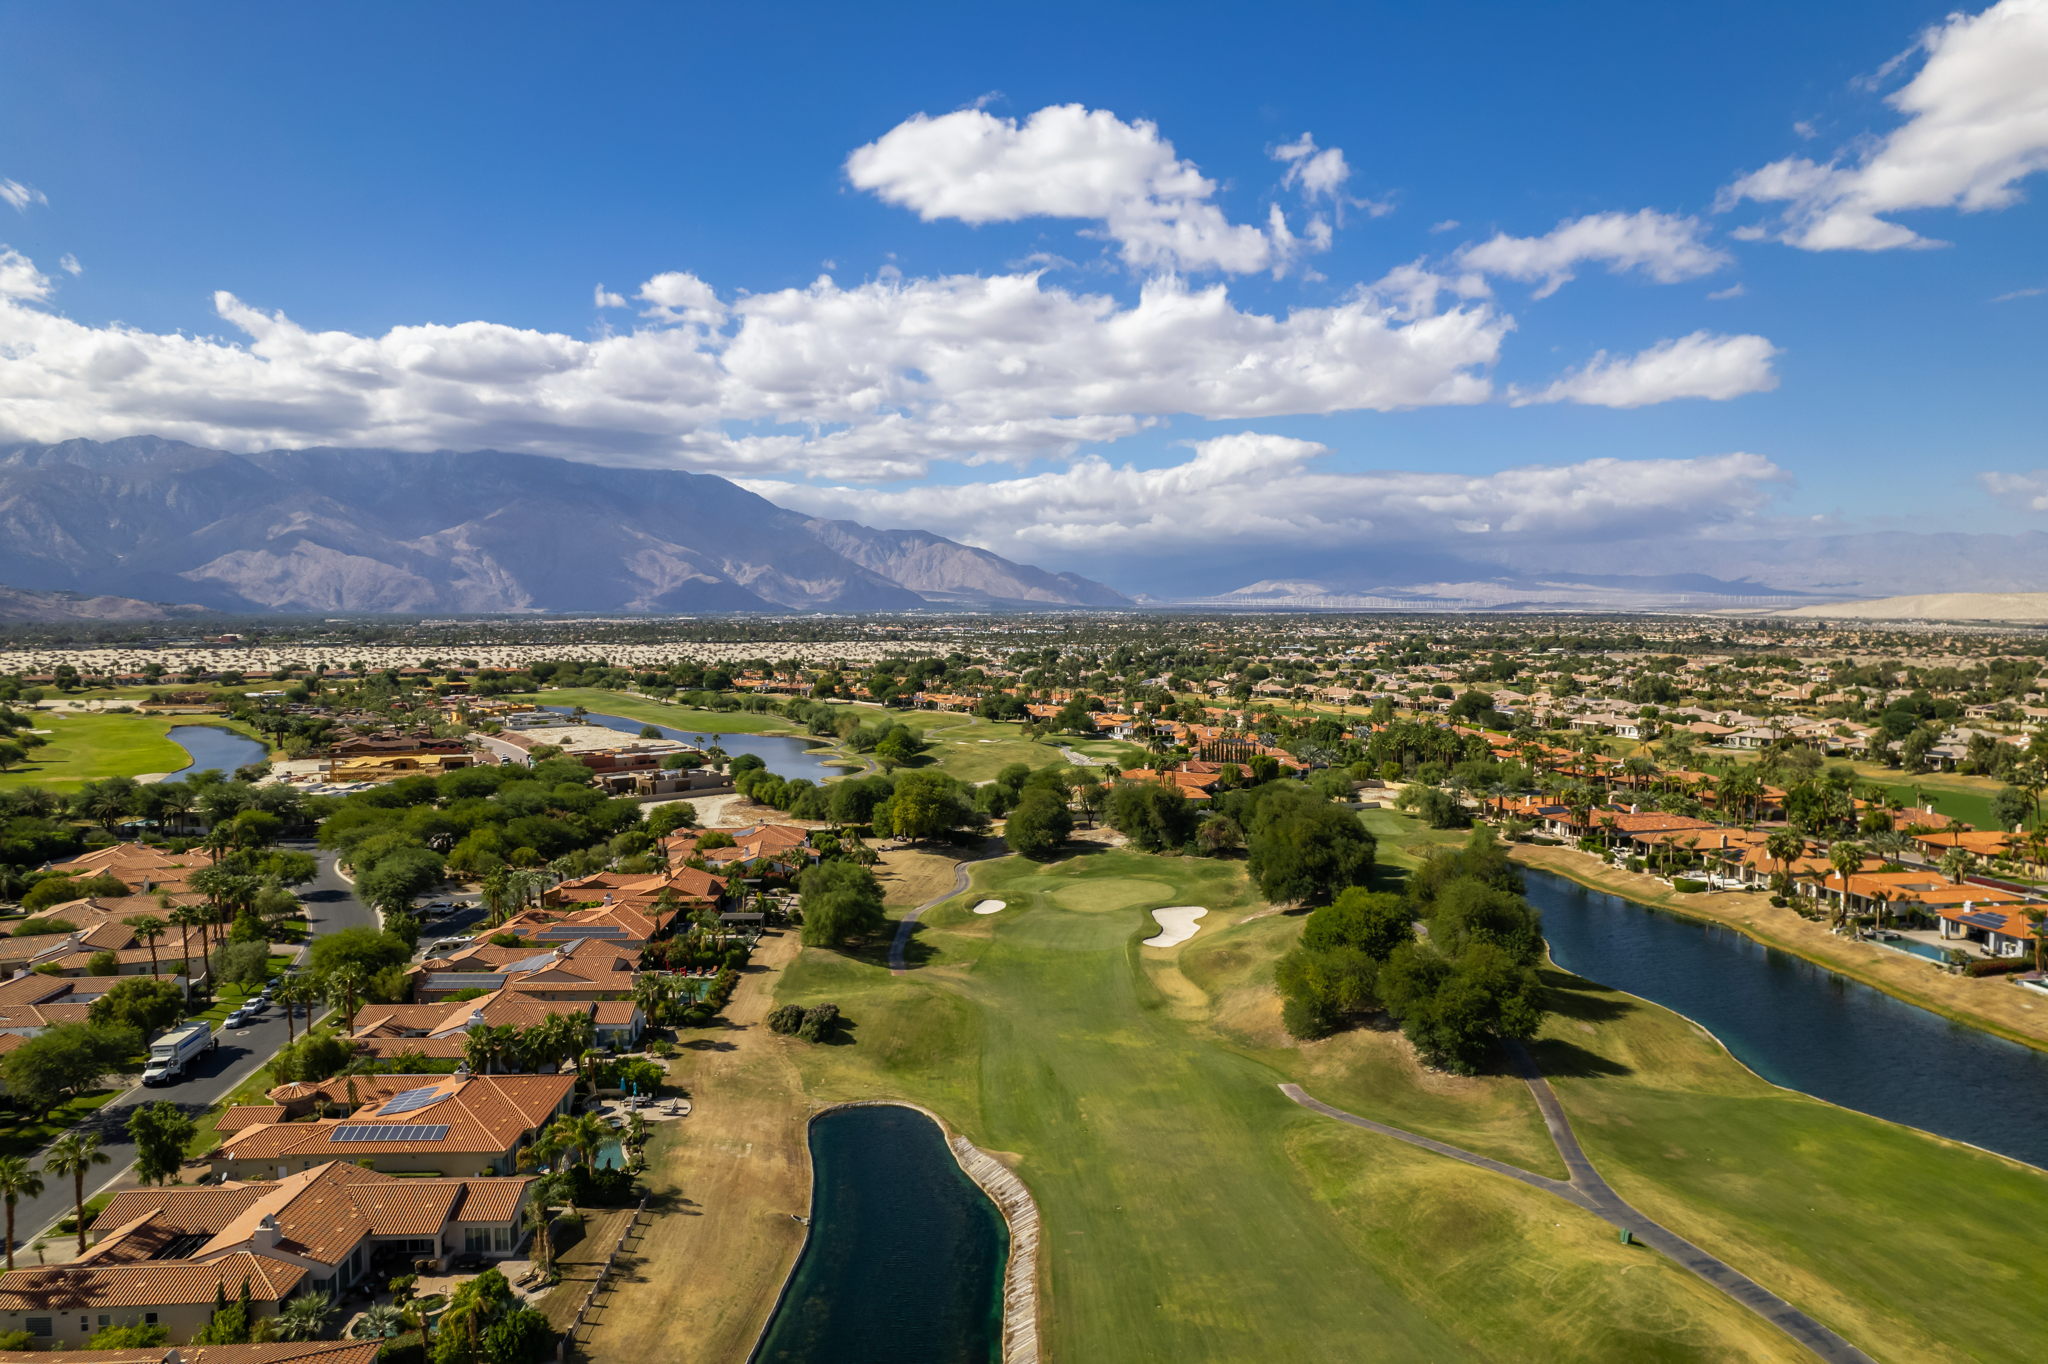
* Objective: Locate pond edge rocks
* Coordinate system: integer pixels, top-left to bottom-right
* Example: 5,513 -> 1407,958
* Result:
759,1100 -> 1042,1364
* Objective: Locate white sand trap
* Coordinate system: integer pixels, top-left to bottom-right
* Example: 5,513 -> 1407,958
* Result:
971,899 -> 1007,915
1142,906 -> 1208,948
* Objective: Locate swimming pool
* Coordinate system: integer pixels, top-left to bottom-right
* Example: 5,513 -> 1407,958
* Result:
1873,935 -> 1957,964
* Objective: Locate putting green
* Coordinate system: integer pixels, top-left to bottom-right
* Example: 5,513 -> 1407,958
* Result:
1049,876 -> 1176,913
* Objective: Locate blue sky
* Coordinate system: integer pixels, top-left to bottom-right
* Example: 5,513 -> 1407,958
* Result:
1,0 -> 2043,593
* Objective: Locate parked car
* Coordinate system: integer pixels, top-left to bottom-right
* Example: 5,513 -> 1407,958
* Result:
223,1009 -> 254,1030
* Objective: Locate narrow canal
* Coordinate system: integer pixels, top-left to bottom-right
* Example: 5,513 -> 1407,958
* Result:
162,725 -> 268,782
541,707 -> 844,783
1527,867 -> 2048,1169
754,1105 -> 1008,1364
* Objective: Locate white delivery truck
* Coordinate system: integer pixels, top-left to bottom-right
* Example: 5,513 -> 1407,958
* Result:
141,1022 -> 216,1086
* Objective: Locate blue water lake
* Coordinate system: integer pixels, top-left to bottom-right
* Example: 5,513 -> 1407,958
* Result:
754,1105 -> 1008,1364
1528,868 -> 2048,1169
544,707 -> 845,783
162,725 -> 269,782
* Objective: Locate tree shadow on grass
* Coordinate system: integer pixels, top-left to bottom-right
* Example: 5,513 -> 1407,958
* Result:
845,921 -> 937,971
1526,1037 -> 1633,1079
1539,966 -> 1633,1023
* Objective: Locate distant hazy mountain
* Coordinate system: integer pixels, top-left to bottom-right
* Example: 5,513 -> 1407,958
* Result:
0,584 -> 213,624
0,438 -> 1127,614
1185,533 -> 2048,613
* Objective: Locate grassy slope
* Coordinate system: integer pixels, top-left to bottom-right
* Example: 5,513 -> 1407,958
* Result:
775,849 -> 1803,1362
1363,807 -> 2048,1362
0,713 -> 266,791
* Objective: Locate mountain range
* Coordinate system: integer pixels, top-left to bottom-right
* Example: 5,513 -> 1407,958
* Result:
0,438 -> 1128,615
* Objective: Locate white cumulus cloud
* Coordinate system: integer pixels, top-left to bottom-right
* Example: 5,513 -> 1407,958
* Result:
0,249 -> 1512,478
748,437 -> 1789,558
845,103 -> 1322,275
1722,0 -> 2048,250
1515,332 -> 1780,408
1272,133 -> 1350,200
0,248 -> 52,302
1456,210 -> 1730,297
1982,469 -> 2048,510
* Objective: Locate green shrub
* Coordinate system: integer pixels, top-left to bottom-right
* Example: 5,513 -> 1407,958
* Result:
1671,877 -> 1706,893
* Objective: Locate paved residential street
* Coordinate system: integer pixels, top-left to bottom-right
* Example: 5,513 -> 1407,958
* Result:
4,844 -> 378,1259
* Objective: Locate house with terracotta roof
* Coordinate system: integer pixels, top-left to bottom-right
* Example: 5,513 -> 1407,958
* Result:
488,901 -> 671,948
40,844 -> 204,895
0,1343 -> 379,1364
1936,901 -> 2044,957
0,974 -> 190,1037
544,865 -> 727,917
208,1073 -> 575,1179
411,938 -> 642,1005
0,1162 -> 530,1347
348,989 -> 643,1060
0,1253 -> 303,1350
661,823 -> 817,879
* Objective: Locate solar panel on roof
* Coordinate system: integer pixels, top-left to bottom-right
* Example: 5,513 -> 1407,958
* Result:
426,973 -> 507,989
331,1123 -> 450,1143
378,1086 -> 447,1116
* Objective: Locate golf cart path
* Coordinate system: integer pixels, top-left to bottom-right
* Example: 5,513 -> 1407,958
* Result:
888,849 -> 1003,974
1281,1043 -> 1875,1364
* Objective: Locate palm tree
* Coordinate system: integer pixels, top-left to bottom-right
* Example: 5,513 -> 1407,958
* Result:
1827,840 -> 1866,931
566,1112 -> 616,1172
324,964 -> 369,1032
520,1122 -> 570,1178
1764,828 -> 1806,897
273,974 -> 316,1046
1938,846 -> 1976,886
274,1289 -> 336,1341
124,915 -> 169,978
632,973 -> 673,1029
0,1156 -> 45,1271
350,1302 -> 406,1340
169,904 -> 210,983
157,782 -> 197,836
2028,909 -> 2048,976
521,1192 -> 556,1275
44,1132 -> 109,1254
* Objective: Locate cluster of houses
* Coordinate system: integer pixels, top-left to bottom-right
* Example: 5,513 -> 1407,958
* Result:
0,1072 -> 564,1346
1484,797 -> 2046,962
0,808 -> 823,1347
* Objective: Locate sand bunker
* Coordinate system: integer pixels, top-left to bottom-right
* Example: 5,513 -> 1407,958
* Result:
971,899 -> 1007,915
1142,906 -> 1208,948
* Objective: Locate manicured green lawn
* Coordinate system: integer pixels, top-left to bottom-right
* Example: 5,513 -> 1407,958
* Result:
0,1090 -> 123,1162
0,713 -> 267,791
1352,806 -> 2048,1362
775,848 -> 1808,1361
187,954 -> 294,1028
1546,967 -> 2048,1362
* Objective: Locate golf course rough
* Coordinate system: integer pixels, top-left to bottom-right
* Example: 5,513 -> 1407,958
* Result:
771,848 -> 1836,1362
